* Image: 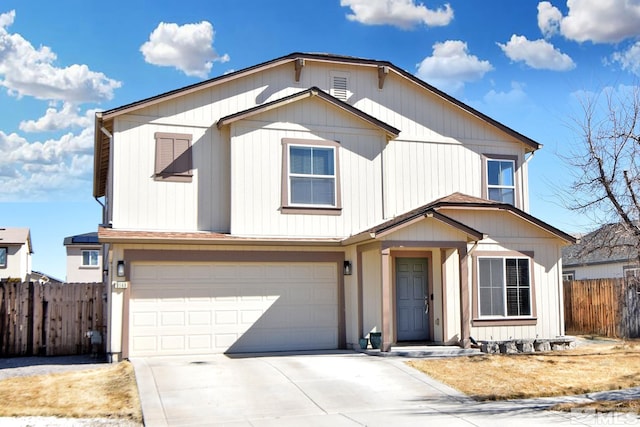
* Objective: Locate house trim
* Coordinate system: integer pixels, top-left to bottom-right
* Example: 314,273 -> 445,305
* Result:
280,138 -> 343,214
216,87 -> 400,139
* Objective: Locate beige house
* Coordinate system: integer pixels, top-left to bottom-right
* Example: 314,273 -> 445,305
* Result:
0,227 -> 33,282
93,53 -> 574,361
64,232 -> 103,283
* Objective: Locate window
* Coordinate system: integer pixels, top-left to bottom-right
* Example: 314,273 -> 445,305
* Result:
478,257 -> 531,317
562,272 -> 575,281
0,247 -> 6,268
486,158 -> 515,205
281,138 -> 341,214
81,250 -> 99,267
154,132 -> 193,182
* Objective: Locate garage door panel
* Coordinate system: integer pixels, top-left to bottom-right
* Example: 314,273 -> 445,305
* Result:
130,262 -> 339,356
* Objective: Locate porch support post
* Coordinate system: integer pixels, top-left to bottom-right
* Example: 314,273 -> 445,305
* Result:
459,245 -> 471,349
381,248 -> 393,351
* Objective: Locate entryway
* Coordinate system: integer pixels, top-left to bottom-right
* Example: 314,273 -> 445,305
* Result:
396,258 -> 429,341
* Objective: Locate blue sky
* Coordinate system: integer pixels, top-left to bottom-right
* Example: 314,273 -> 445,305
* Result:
2,0 -> 639,280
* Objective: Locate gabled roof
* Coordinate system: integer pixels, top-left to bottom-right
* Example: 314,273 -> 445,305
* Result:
63,232 -> 99,246
94,52 -> 542,198
0,227 -> 33,253
563,222 -> 639,267
216,87 -> 400,139
349,192 -> 575,244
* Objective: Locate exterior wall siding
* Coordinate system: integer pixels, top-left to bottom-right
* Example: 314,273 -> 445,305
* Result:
566,262 -> 630,280
66,247 -> 103,283
108,60 -> 529,235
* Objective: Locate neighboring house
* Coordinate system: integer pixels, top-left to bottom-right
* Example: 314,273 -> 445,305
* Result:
563,223 -> 639,280
0,227 -> 33,282
28,270 -> 64,285
93,52 -> 574,361
64,232 -> 103,283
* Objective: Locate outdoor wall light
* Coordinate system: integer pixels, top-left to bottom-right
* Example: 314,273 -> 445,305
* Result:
116,260 -> 125,277
343,260 -> 352,276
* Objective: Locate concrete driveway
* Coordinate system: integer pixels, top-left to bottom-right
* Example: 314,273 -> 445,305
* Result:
130,351 -> 607,426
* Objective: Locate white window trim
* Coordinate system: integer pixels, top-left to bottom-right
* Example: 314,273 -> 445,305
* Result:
486,158 -> 515,203
81,249 -> 100,268
477,256 -> 533,319
287,145 -> 337,208
281,138 -> 342,215
0,247 -> 6,268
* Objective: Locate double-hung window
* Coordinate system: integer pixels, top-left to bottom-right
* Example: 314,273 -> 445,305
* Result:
288,144 -> 336,207
486,158 -> 515,205
478,257 -> 532,317
81,250 -> 99,267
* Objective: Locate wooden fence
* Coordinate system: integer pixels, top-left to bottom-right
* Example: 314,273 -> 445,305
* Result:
0,281 -> 106,357
564,278 -> 640,338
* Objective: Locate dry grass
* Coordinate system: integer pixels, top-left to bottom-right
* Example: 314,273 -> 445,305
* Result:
408,340 -> 640,409
0,361 -> 142,421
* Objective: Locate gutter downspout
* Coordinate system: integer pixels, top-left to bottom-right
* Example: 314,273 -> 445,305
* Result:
98,125 -> 114,362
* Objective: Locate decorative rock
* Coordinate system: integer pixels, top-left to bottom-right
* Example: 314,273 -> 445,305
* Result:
534,341 -> 551,352
516,340 -> 534,353
499,341 -> 518,354
481,342 -> 500,354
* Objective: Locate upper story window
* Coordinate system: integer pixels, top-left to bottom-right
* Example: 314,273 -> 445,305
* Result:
81,250 -> 99,267
0,247 -> 6,268
154,132 -> 193,182
478,257 -> 532,317
281,138 -> 342,215
290,146 -> 336,205
486,157 -> 515,205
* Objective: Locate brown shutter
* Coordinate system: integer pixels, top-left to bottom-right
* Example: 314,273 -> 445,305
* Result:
154,132 -> 193,182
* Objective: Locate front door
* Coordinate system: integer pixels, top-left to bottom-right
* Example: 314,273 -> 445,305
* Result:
396,258 -> 429,341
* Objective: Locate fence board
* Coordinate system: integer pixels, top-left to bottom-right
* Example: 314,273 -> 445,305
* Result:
0,281 -> 106,357
564,278 -> 640,338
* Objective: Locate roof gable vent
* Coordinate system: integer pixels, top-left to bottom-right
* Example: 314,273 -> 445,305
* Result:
330,72 -> 349,101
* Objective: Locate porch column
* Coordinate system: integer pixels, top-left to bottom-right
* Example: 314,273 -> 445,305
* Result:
459,245 -> 471,349
381,248 -> 393,351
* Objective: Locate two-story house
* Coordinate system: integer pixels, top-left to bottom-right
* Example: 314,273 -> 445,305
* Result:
0,227 -> 33,282
93,53 -> 574,361
64,232 -> 103,283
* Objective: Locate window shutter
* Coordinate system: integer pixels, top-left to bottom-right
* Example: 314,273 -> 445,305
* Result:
154,132 -> 193,182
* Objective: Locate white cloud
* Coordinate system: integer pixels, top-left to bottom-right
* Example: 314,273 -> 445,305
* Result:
0,10 -> 121,102
537,1 -> 562,38
0,127 -> 94,201
341,0 -> 453,29
416,40 -> 492,93
538,0 -> 640,43
610,42 -> 640,75
483,82 -> 528,105
19,102 -> 96,133
498,34 -> 575,71
140,21 -> 230,78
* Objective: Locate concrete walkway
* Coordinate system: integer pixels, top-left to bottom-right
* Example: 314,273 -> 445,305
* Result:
130,351 -> 640,426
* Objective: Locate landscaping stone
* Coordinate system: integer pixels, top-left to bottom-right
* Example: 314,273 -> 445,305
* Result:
534,341 -> 551,352
516,340 -> 534,353
481,342 -> 500,354
499,341 -> 518,354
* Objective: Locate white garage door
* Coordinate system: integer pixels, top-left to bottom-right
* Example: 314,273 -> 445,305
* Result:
129,262 -> 339,356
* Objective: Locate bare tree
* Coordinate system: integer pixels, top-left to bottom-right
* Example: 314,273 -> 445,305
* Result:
561,85 -> 640,263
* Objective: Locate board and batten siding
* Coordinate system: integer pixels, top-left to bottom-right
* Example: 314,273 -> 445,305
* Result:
228,102 -> 385,237
440,210 -> 565,341
109,59 -> 530,235
111,117 -> 230,232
